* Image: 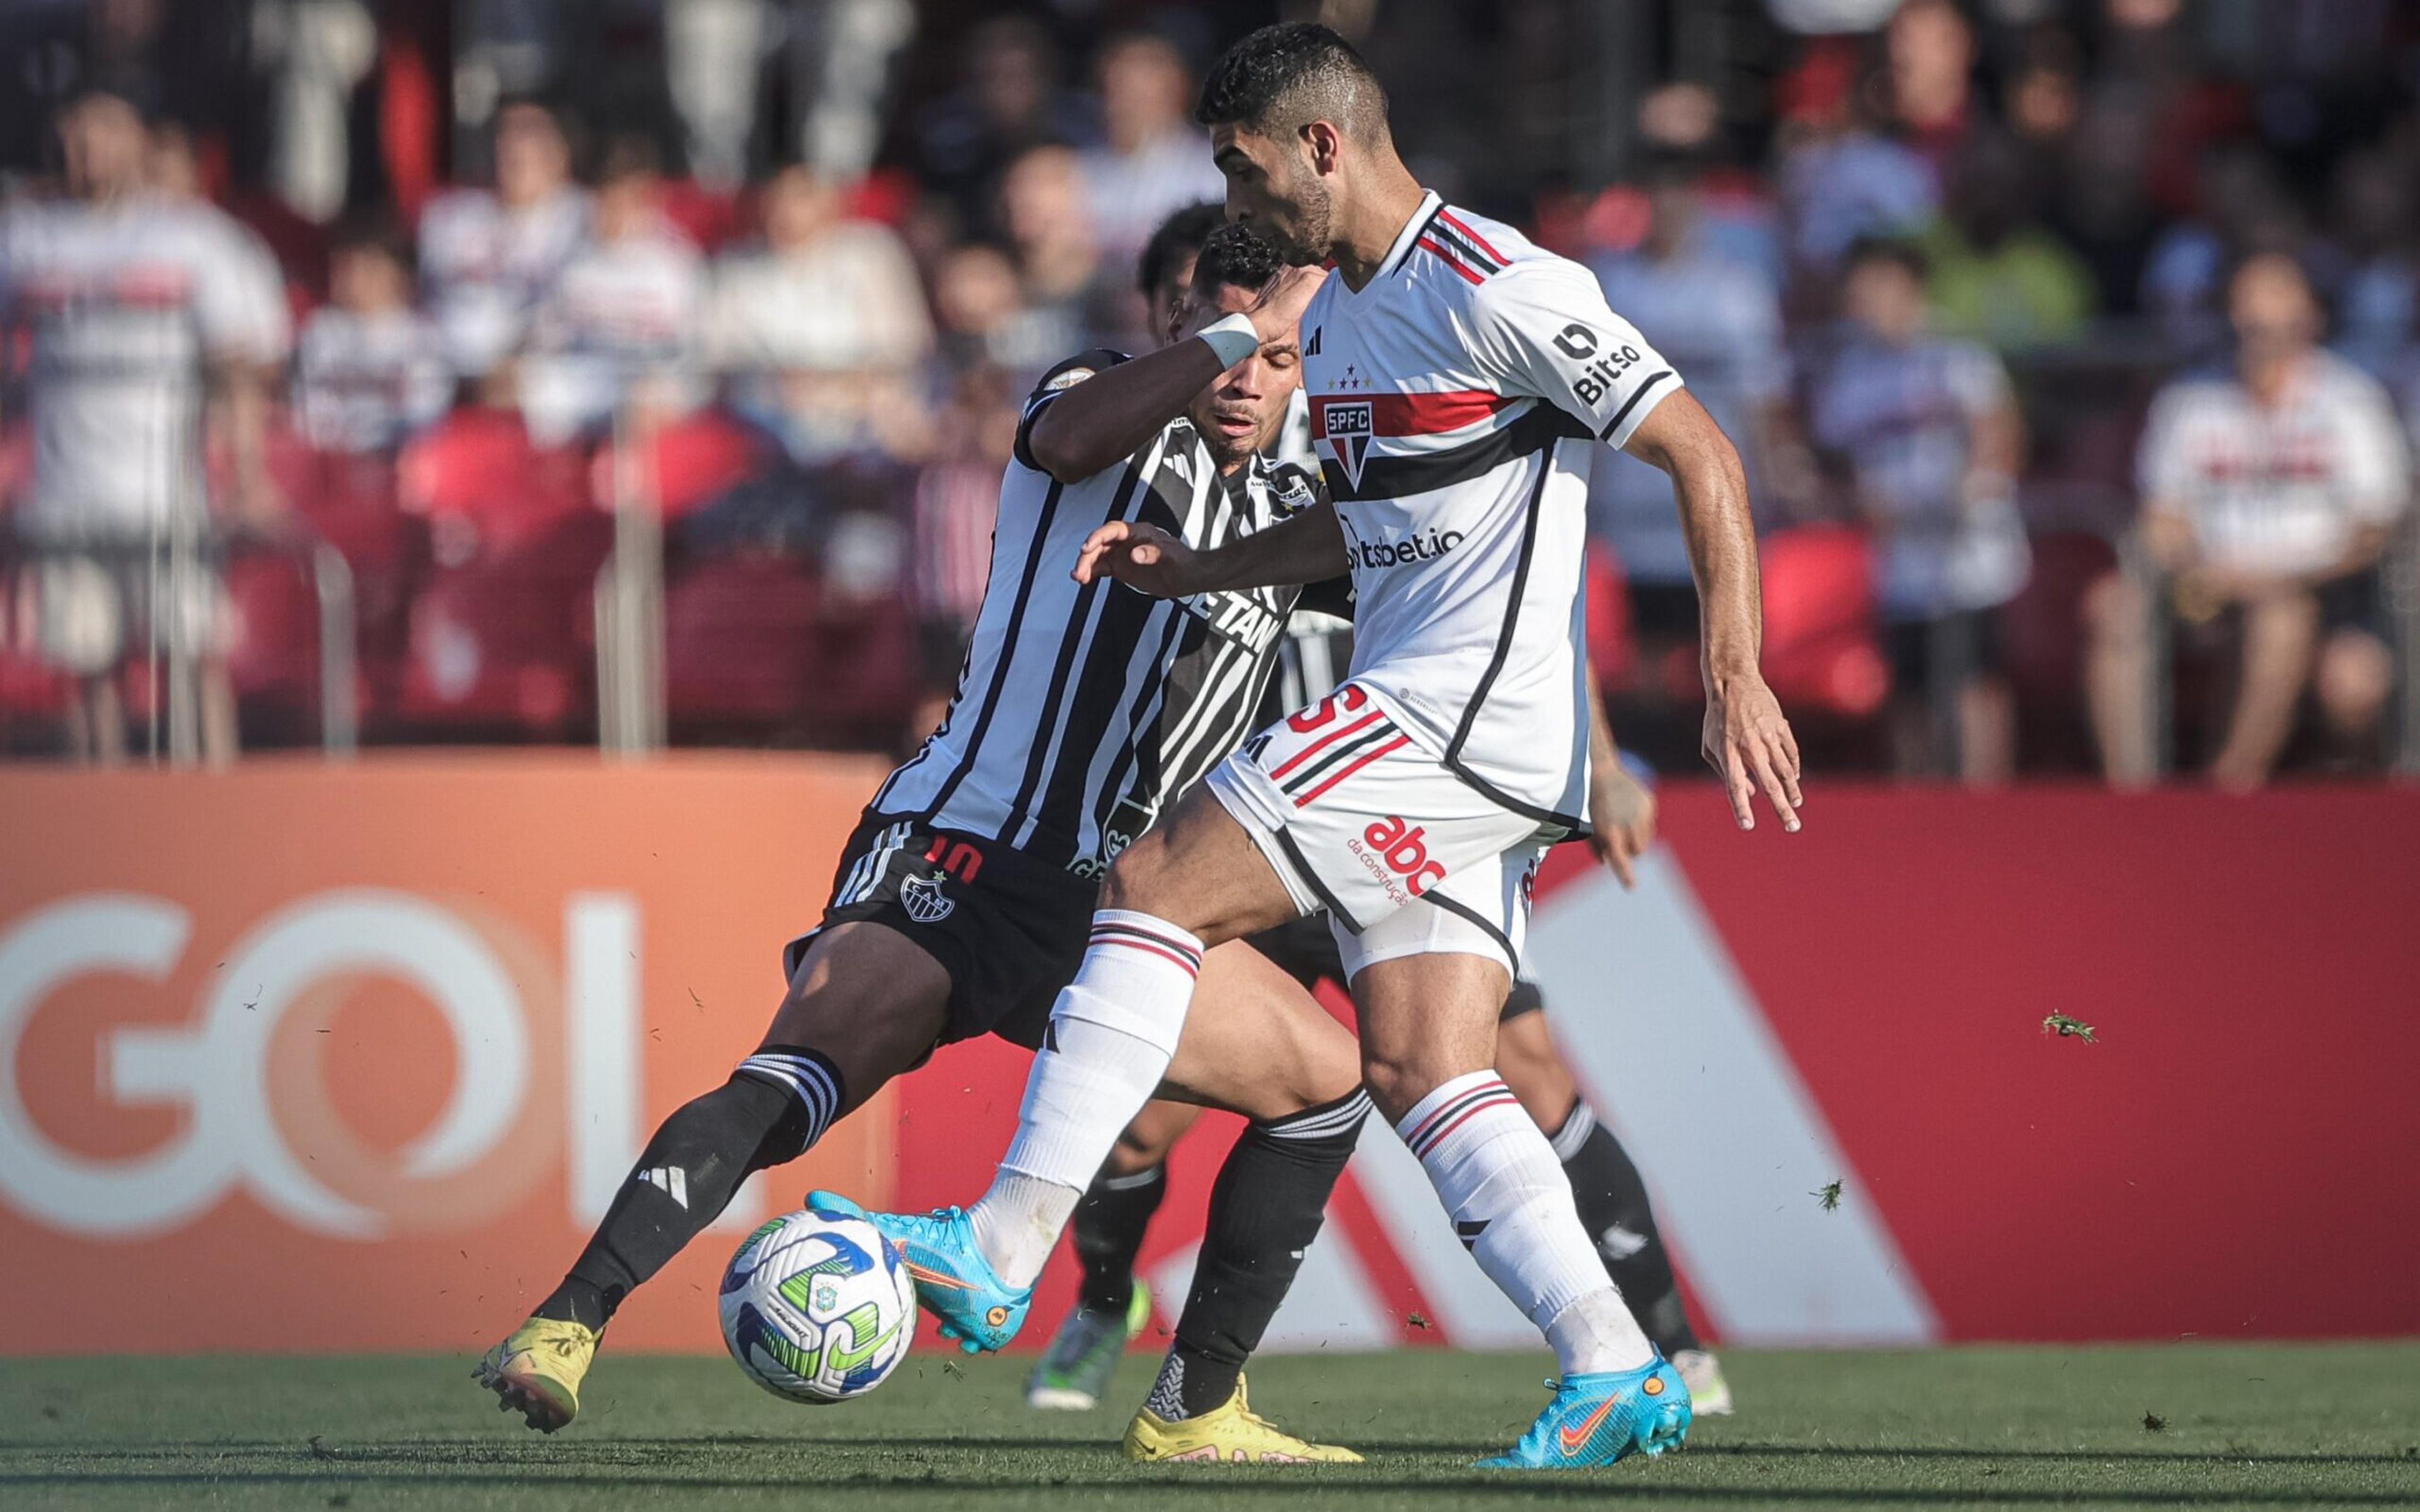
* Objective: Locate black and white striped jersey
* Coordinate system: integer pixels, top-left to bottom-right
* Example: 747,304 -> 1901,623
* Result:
872,348 -> 1322,874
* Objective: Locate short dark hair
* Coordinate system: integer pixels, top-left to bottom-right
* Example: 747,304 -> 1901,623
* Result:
1195,23 -> 1388,145
330,214 -> 413,266
1138,201 -> 1229,299
1190,221 -> 1284,302
1843,234 -> 1928,284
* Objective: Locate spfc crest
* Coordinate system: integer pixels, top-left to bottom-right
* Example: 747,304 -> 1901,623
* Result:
899,871 -> 955,924
1320,398 -> 1374,490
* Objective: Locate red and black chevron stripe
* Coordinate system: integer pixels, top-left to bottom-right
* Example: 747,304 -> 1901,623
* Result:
1269,707 -> 1408,809
1414,206 -> 1507,285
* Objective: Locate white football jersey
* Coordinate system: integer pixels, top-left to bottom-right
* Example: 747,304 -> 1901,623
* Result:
2137,351 -> 2409,578
1299,192 -> 1680,830
0,193 -> 291,533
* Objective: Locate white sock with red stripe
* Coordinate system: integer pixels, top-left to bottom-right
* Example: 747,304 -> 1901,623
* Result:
1397,1070 -> 1654,1376
971,908 -> 1206,1287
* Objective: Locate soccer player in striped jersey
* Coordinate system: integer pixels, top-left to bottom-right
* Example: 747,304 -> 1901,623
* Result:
478,222 -> 1376,1463
1028,206 -> 1733,1422
846,24 -> 1800,1470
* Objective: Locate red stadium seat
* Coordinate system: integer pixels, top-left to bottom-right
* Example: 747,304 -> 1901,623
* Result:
2000,530 -> 2118,706
388,412 -> 609,738
591,410 -> 767,523
398,408 -> 592,559
664,557 -> 822,731
1584,541 -> 1636,692
1664,524 -> 1888,718
393,559 -> 592,738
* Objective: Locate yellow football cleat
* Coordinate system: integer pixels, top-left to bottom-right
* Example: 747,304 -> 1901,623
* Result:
1122,1374 -> 1363,1464
473,1315 -> 599,1433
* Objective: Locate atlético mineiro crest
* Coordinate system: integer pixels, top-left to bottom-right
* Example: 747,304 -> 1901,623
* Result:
899,871 -> 955,924
1320,398 -> 1374,490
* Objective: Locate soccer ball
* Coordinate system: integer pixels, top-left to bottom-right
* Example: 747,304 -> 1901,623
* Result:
718,1207 -> 916,1404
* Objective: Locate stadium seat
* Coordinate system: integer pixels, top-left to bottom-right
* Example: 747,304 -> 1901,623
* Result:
1584,541 -> 1636,692
1693,524 -> 1889,719
591,409 -> 768,524
393,558 -> 592,738
2000,530 -> 2118,706
398,408 -> 594,559
664,556 -> 822,733
392,410 -> 607,739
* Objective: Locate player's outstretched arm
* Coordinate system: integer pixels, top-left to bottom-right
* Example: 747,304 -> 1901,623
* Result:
1623,391 -> 1804,833
1027,265 -> 1326,483
1075,501 -> 1349,596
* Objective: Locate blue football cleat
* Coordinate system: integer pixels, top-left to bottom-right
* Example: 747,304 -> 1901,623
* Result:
1475,1357 -> 1692,1470
805,1189 -> 1032,1354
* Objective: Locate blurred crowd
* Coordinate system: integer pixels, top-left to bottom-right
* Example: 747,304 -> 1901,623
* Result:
1,0 -> 2418,791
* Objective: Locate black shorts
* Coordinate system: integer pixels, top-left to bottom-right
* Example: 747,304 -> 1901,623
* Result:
2315,571 -> 2386,638
785,812 -> 1097,1051
1886,609 -> 2003,690
1243,912 -> 1543,1021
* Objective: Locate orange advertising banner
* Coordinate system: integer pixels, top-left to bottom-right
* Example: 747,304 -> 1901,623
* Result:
0,753 -> 894,1355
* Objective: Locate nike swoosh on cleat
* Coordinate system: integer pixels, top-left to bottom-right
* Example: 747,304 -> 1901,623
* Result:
903,1261 -> 972,1290
1556,1395 -> 1620,1457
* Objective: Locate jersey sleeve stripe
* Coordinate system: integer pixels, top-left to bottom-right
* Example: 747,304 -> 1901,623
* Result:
1434,209 -> 1507,265
1597,369 -> 1676,444
1416,236 -> 1486,285
1423,219 -> 1503,275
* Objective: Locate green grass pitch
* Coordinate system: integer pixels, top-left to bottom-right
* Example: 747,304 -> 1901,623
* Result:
5,1344 -> 2417,1509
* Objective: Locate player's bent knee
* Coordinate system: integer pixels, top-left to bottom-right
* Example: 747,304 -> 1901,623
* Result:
765,922 -> 952,1109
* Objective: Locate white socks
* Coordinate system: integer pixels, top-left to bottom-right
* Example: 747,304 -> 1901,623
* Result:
970,909 -> 1204,1287
966,1170 -> 1079,1286
1398,1071 -> 1654,1376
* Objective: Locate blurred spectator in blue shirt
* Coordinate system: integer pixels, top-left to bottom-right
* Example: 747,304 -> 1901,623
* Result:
1809,238 -> 2028,783
1589,156 -> 1799,607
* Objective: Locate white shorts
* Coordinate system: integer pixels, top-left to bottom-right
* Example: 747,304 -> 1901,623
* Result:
1205,681 -> 1553,981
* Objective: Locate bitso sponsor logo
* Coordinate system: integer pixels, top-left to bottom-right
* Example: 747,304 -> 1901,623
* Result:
1552,321 -> 1643,408
1345,815 -> 1448,906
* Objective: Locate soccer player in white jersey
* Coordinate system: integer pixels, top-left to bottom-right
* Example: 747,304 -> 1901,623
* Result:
481,220 -> 1393,1465
1027,202 -> 1734,1423
0,85 -> 290,763
846,24 -> 1800,1470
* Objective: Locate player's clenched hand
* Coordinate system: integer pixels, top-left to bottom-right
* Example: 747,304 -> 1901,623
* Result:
1073,519 -> 1201,596
1248,264 -> 1327,346
1586,760 -> 1657,889
1703,673 -> 1803,833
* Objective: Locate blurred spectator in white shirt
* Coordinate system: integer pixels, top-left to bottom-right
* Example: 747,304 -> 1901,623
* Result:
295,222 -> 451,454
1809,238 -> 2027,784
519,139 -> 706,445
418,99 -> 589,379
705,163 -> 931,461
2090,253 -> 2409,791
1080,33 -> 1224,272
0,86 -> 290,764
